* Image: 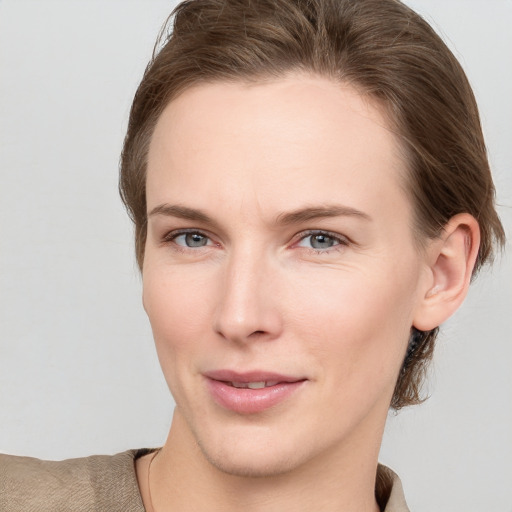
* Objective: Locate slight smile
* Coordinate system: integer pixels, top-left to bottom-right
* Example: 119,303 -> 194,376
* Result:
204,370 -> 308,414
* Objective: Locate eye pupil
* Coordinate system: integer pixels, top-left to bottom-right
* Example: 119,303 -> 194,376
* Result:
310,234 -> 334,249
185,233 -> 207,247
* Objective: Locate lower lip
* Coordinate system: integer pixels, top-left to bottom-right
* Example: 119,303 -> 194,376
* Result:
206,379 -> 306,414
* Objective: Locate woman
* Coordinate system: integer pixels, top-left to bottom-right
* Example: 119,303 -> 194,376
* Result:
0,0 -> 507,511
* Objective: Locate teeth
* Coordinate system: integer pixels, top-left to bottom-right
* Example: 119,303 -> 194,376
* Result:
247,382 -> 266,389
230,381 -> 279,389
232,382 -> 249,388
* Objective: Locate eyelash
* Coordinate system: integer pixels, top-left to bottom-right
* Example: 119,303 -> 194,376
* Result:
294,230 -> 349,254
161,229 -> 216,254
161,229 -> 350,255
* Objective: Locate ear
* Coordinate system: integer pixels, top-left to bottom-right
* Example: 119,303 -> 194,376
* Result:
413,213 -> 480,331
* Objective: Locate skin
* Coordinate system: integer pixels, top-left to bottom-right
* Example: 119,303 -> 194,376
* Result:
136,74 -> 479,512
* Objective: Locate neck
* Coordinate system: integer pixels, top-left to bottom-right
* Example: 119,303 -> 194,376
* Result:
143,410 -> 383,512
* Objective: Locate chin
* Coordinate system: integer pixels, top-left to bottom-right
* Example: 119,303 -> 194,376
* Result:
188,417 -> 311,478
197,439 -> 302,478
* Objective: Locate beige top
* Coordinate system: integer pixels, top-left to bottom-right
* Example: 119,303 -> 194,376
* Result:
0,449 -> 410,511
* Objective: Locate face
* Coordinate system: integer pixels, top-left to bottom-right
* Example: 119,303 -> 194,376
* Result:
143,74 -> 430,477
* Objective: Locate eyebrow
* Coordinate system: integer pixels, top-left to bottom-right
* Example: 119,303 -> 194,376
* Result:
275,205 -> 372,225
148,204 -> 213,223
148,203 -> 372,225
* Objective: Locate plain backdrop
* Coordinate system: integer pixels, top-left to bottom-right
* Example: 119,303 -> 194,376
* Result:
0,1 -> 511,511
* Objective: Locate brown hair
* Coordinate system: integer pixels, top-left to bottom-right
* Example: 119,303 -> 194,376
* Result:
119,0 -> 505,409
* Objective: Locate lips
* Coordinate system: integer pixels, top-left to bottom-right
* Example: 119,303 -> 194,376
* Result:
204,370 -> 306,414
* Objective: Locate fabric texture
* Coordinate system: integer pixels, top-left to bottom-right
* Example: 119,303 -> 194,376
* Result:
0,449 -> 409,511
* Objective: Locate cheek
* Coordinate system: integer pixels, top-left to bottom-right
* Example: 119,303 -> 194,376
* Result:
142,264 -> 221,412
289,271 -> 416,423
142,265 -> 214,371
287,259 -> 418,373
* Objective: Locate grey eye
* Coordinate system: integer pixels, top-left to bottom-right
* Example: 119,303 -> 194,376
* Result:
175,232 -> 209,247
296,231 -> 343,250
308,233 -> 336,249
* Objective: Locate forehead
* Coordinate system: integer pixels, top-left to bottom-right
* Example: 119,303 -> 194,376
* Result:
146,74 -> 409,222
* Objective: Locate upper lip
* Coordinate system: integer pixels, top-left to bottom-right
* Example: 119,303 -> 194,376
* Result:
204,369 -> 305,383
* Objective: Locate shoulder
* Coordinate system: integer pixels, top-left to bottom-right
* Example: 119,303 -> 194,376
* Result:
377,464 -> 410,512
0,449 -> 154,512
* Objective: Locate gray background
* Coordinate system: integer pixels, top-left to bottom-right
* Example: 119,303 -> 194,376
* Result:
0,1 -> 511,511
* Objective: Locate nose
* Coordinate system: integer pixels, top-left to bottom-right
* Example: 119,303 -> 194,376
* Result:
213,249 -> 283,344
